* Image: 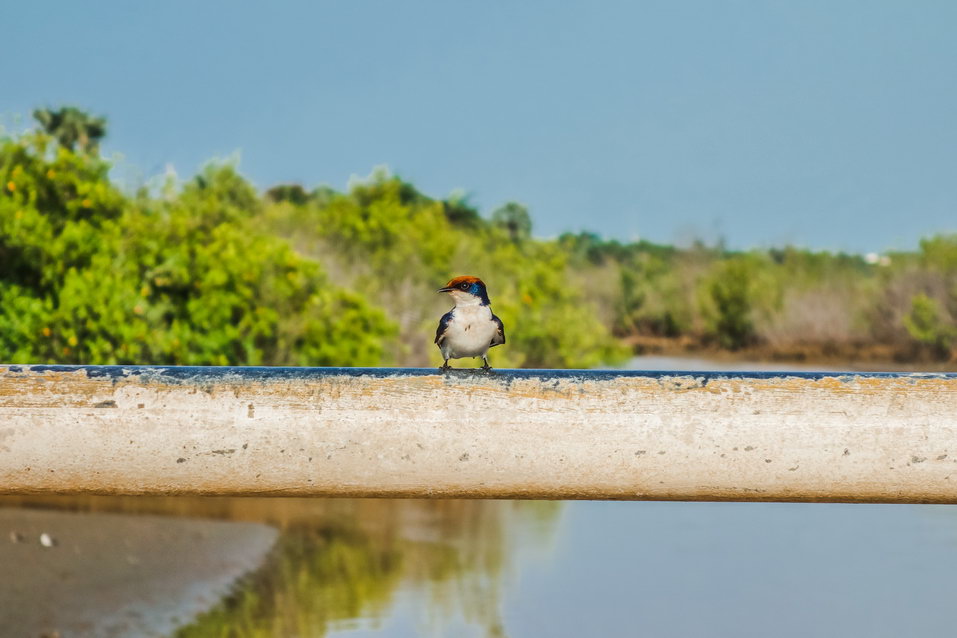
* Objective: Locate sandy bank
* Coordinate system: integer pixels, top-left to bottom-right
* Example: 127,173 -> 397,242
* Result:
0,508 -> 277,637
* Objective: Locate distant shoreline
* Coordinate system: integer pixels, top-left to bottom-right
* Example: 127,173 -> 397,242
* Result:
624,337 -> 957,372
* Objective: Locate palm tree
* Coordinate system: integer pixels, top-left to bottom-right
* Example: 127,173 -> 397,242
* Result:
33,106 -> 107,153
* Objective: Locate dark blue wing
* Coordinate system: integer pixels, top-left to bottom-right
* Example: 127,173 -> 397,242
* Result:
434,311 -> 454,345
490,313 -> 505,347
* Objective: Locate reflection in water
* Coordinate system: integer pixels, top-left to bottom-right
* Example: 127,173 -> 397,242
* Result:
7,496 -> 957,637
0,496 -> 561,637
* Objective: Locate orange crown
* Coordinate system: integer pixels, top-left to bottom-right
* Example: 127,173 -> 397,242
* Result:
444,275 -> 484,288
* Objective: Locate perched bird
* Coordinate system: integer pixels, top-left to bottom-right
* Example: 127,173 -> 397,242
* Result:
434,276 -> 505,370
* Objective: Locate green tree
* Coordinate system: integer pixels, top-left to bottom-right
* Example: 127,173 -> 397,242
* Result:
0,135 -> 396,366
266,183 -> 309,206
442,191 -> 484,228
32,106 -> 107,154
903,293 -> 955,359
490,202 -> 532,242
700,256 -> 764,350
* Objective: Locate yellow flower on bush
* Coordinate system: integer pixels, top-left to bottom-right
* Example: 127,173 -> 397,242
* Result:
6,181 -> 14,192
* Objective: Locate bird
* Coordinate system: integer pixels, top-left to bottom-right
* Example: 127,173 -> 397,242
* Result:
434,276 -> 505,371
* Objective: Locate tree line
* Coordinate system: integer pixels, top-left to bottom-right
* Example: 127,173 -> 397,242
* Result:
2,108 -> 955,367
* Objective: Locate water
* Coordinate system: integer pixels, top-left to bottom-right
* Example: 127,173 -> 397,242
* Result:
495,502 -> 957,638
6,357 -> 957,637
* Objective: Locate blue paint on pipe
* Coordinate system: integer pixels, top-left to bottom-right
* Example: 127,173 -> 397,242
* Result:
3,365 -> 956,386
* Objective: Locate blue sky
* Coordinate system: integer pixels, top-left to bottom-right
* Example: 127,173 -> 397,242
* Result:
5,1 -> 956,253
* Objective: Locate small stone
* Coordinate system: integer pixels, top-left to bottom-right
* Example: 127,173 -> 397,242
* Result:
39,532 -> 57,547
9,531 -> 24,543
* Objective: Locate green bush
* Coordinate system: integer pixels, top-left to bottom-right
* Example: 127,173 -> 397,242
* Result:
0,135 -> 395,365
903,293 -> 955,358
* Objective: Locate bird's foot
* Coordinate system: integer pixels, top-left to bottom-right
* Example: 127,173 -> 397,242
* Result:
440,361 -> 452,372
481,361 -> 492,372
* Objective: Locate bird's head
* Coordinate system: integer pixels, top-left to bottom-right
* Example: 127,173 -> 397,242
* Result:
437,275 -> 491,306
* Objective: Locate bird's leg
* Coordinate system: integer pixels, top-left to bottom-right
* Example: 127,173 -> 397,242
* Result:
440,359 -> 451,372
481,355 -> 491,371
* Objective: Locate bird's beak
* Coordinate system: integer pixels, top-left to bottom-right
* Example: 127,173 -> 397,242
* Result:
436,286 -> 453,293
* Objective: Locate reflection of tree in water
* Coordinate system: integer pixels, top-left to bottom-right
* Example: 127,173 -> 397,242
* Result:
403,500 -> 562,638
178,500 -> 561,638
0,496 -> 561,637
178,521 -> 404,637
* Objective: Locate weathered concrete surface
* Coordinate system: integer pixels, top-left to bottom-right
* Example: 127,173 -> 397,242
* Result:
2,365 -> 957,503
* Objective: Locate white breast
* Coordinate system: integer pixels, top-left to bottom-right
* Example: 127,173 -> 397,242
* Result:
441,305 -> 498,359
